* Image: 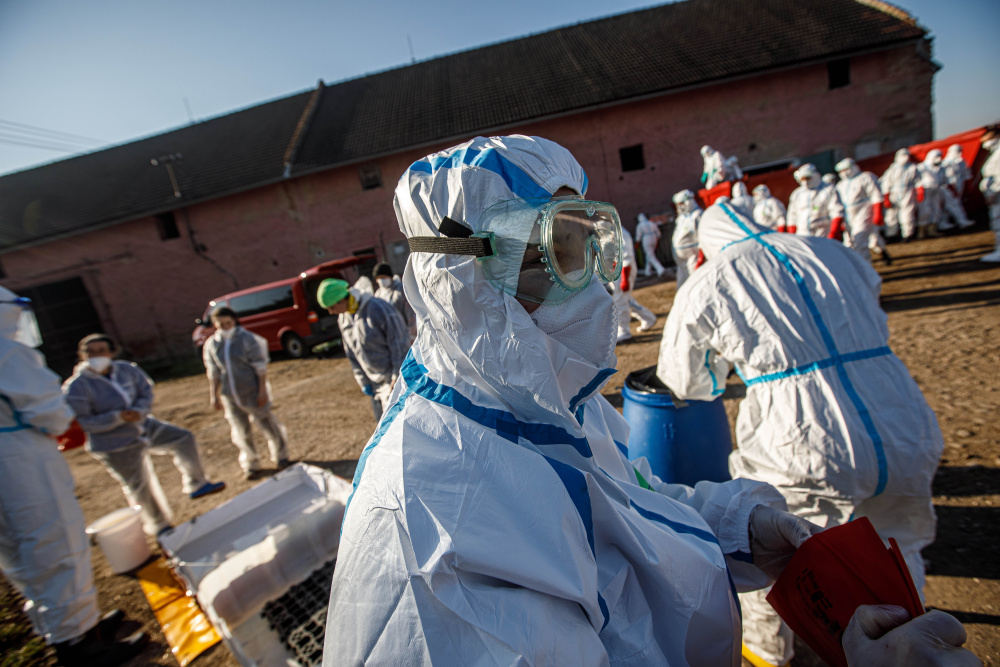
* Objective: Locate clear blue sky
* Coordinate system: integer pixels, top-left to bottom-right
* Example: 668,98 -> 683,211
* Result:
0,0 -> 997,176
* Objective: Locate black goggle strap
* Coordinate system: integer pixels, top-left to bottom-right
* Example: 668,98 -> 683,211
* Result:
407,216 -> 497,258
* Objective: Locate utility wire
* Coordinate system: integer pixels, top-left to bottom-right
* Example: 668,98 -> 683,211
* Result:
0,119 -> 104,145
0,133 -> 93,153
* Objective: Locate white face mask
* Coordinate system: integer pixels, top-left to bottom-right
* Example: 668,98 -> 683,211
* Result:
218,326 -> 237,339
377,277 -> 393,289
530,279 -> 617,370
88,356 -> 113,373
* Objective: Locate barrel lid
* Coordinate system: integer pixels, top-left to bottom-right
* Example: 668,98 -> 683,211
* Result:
86,505 -> 142,534
624,366 -> 688,406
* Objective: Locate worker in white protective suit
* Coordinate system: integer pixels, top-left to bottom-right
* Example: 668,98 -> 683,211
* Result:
672,189 -> 702,288
880,148 -> 920,241
979,136 -> 1000,262
752,184 -> 786,230
701,144 -> 727,189
203,307 -> 291,480
611,225 -> 656,342
917,149 -> 948,236
316,278 -> 409,420
373,262 -> 417,341
656,201 -> 945,667
725,155 -> 744,182
835,157 -> 891,265
786,163 -> 845,238
728,181 -> 754,218
64,334 -> 225,536
941,144 -> 974,230
634,212 -> 666,277
322,135 -> 837,666
0,289 -> 148,666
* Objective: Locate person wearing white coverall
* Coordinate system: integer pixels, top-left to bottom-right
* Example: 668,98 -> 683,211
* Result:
941,144 -> 974,230
701,144 -> 727,189
979,136 -> 1000,262
64,334 -> 225,535
316,278 -> 410,420
728,181 -> 754,217
672,189 -> 702,288
373,261 -> 417,341
880,148 -> 920,241
752,184 -> 786,230
917,149 -> 949,235
634,212 -> 666,277
203,307 -> 290,480
322,135 -> 980,667
0,289 -> 148,666
323,134 -> 825,667
611,225 -> 656,342
656,201 -> 945,666
786,163 -> 845,238
835,157 -> 891,265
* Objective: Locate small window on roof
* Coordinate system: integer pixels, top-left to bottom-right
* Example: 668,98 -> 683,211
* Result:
619,144 -> 645,172
828,59 -> 851,90
359,164 -> 382,190
156,212 -> 180,240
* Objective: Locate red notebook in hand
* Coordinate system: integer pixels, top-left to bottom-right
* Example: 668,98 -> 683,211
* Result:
765,517 -> 924,667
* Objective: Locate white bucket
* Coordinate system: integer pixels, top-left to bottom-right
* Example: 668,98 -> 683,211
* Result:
86,506 -> 151,574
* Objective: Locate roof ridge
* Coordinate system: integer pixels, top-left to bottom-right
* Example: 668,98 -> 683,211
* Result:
854,0 -> 918,25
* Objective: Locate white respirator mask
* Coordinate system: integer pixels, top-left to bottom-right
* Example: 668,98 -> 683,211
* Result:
377,277 -> 393,289
88,356 -> 113,373
218,327 -> 237,339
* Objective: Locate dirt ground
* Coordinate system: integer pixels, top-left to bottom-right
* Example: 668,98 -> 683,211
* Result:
3,228 -> 998,666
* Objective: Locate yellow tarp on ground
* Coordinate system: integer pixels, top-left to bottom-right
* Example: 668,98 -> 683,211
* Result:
138,557 -> 221,666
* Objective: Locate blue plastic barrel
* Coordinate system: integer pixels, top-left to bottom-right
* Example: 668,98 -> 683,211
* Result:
621,366 -> 732,485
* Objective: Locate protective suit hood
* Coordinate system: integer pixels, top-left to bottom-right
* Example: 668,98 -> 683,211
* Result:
698,202 -> 771,261
0,287 -> 21,340
394,135 -> 615,430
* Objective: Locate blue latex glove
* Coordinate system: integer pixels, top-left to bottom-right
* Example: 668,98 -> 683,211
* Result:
362,384 -> 375,397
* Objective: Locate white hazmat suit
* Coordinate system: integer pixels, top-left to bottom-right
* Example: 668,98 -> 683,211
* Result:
917,149 -> 948,234
634,213 -> 666,277
672,189 -> 702,288
835,158 -> 885,263
752,184 -> 786,230
787,164 -> 845,238
656,202 -> 943,666
0,289 -> 101,644
701,145 -> 727,189
324,136 -> 795,666
941,144 -> 974,229
611,226 -> 656,342
879,149 -> 920,240
979,137 -> 1000,262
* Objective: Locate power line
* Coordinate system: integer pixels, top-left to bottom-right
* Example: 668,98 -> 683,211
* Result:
0,119 -> 104,146
0,133 -> 91,153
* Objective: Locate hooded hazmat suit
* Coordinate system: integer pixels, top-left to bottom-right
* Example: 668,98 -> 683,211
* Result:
634,213 -> 665,277
751,185 -> 786,231
656,202 -> 943,666
337,291 -> 410,418
63,358 -> 216,535
610,226 -> 656,342
879,149 -> 920,239
203,326 -> 289,474
374,274 -> 417,340
728,182 -> 754,218
701,145 -> 727,189
672,191 -> 702,288
834,160 -> 884,263
940,145 -> 974,229
323,136 -> 790,666
0,288 -> 101,643
980,137 -> 1000,262
787,169 -> 845,238
918,149 -> 947,233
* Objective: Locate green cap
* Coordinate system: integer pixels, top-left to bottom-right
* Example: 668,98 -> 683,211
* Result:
317,278 -> 349,308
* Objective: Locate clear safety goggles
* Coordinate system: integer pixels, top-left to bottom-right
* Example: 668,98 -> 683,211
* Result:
408,197 -> 623,304
1,297 -> 42,348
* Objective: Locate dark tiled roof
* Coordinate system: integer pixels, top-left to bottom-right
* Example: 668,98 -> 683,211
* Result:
0,0 -> 925,251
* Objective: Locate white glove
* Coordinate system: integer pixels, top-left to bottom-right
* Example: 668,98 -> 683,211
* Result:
747,504 -> 823,580
844,605 -> 982,666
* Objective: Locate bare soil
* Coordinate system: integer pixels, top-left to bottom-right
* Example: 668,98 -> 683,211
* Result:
3,229 -> 998,666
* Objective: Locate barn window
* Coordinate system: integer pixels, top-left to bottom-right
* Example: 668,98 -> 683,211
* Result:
156,212 -> 180,240
828,59 -> 851,89
619,144 -> 646,172
359,164 -> 382,190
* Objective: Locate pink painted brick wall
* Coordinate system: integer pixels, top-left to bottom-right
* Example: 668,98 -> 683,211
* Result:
0,43 -> 934,364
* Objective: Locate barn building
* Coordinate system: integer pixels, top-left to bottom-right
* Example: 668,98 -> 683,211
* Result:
0,0 -> 937,373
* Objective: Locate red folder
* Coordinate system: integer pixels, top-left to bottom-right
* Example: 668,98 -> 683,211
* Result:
766,517 -> 924,667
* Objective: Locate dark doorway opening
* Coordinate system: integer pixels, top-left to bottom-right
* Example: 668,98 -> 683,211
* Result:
19,277 -> 104,378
